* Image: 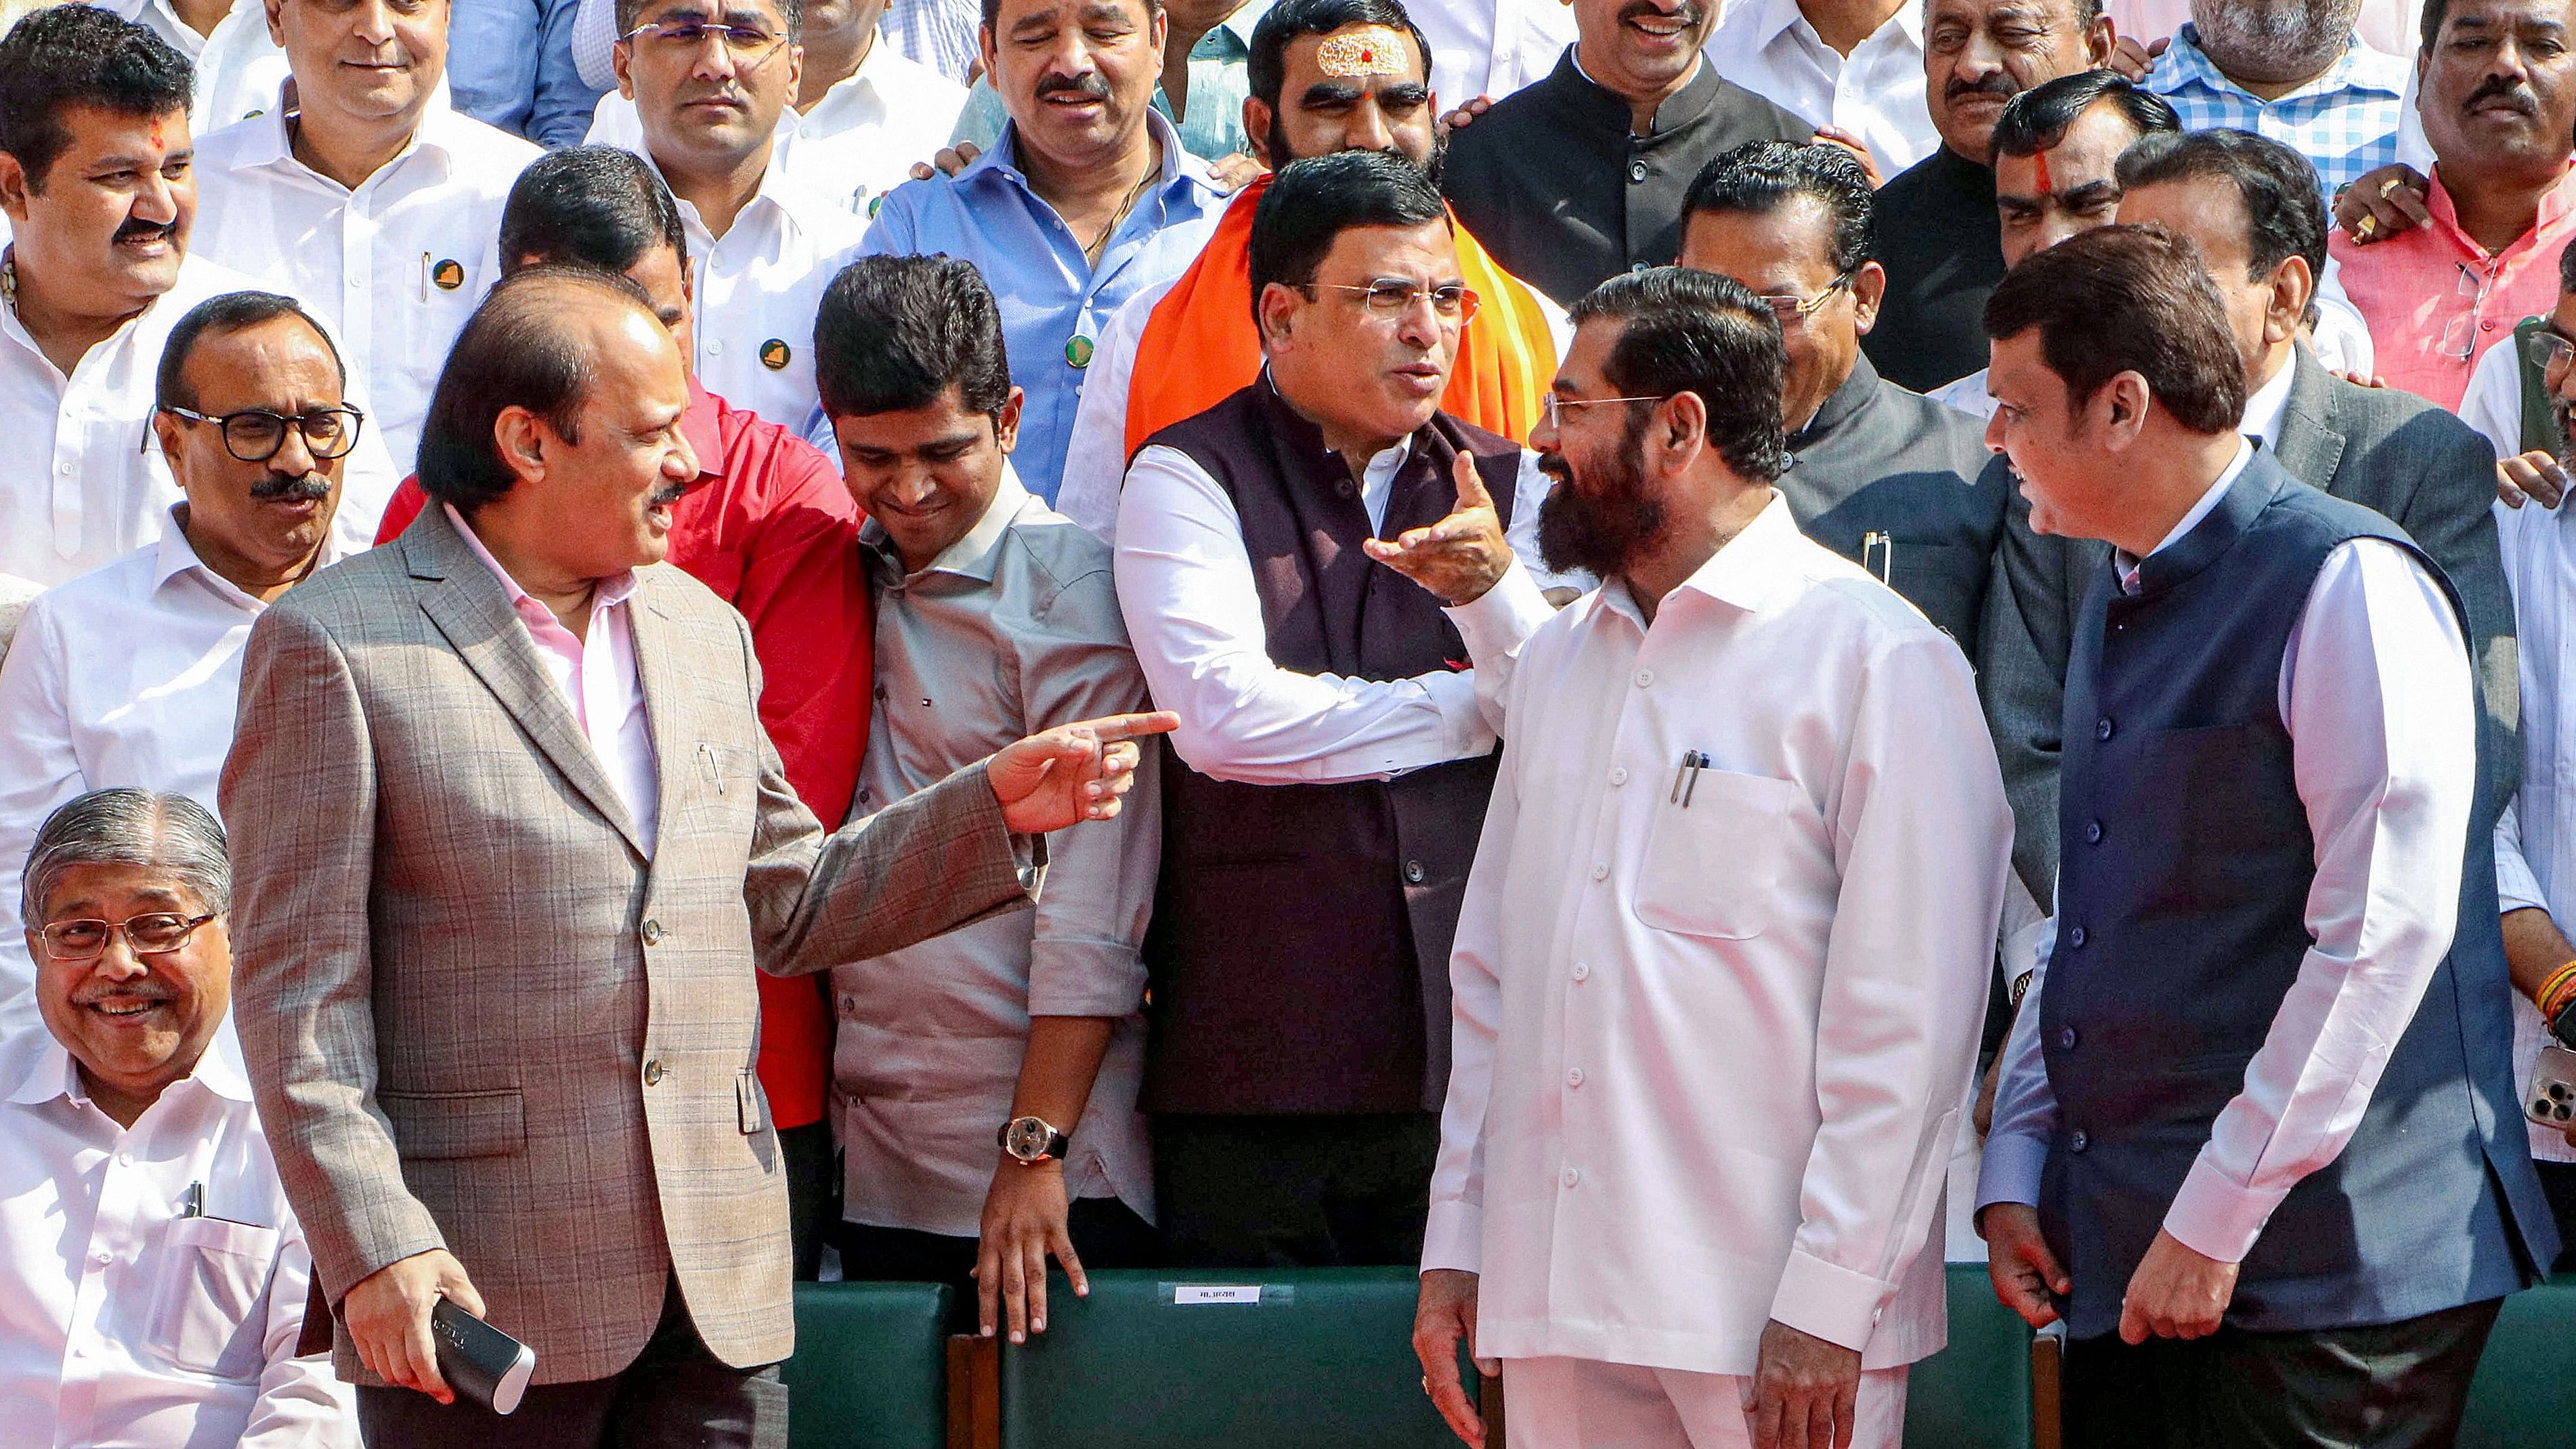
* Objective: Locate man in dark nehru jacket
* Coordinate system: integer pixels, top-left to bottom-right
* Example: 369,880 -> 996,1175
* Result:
1111,150 -> 1571,1266
1680,139 -> 2002,647
1975,223 -> 2555,1448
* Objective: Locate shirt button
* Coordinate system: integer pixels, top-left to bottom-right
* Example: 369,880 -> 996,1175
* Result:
1566,1067 -> 1585,1087
1561,1167 -> 1581,1188
706,338 -> 725,355
643,1059 -> 666,1086
1627,160 -> 1648,183
1609,766 -> 1628,786
1403,859 -> 1427,884
90,1249 -> 110,1267
1630,261 -> 1651,273
641,918 -> 665,945
2059,1027 -> 2078,1050
1572,962 -> 1591,982
2086,821 -> 2104,844
56,462 -> 71,475
2069,926 -> 2088,948
2070,1130 -> 2090,1152
1591,861 -> 1609,881
2096,716 -> 2115,741
1635,669 -> 1654,688
2484,319 -> 2497,331
346,275 -> 362,288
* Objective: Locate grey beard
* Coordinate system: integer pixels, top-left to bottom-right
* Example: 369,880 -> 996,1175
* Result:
2191,0 -> 2361,81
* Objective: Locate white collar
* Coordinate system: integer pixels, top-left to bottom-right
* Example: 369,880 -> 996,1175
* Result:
2239,353 -> 2297,451
2135,437 -> 2254,567
150,502 -> 345,604
2,1014 -> 253,1108
242,74 -> 464,184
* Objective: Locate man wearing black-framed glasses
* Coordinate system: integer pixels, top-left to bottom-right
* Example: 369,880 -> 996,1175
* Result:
0,289 -> 366,1038
1679,140 -> 2004,651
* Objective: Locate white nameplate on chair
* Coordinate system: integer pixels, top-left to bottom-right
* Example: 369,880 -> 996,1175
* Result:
1173,1284 -> 1263,1305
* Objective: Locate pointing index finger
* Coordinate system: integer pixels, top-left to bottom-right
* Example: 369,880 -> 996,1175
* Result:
1063,711 -> 1181,743
1451,451 -> 1495,511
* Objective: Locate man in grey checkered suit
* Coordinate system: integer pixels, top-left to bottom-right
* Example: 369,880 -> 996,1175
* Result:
219,265 -> 1169,1448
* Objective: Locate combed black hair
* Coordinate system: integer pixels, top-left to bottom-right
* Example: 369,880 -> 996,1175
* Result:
813,254 -> 1014,419
1989,68 -> 2178,162
0,5 -> 193,190
1248,150 -> 1447,330
979,0 -> 1159,37
1983,223 -> 2248,435
1566,267 -> 1791,484
155,292 -> 346,412
1681,140 -> 1875,274
416,266 -> 660,509
498,146 -> 691,277
1247,0 -> 1431,108
2114,129 -> 2325,286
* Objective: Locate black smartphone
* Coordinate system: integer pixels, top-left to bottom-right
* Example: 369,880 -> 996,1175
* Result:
429,1297 -> 536,1415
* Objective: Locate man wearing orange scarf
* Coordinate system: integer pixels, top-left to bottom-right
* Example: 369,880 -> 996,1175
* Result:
1055,0 -> 1562,541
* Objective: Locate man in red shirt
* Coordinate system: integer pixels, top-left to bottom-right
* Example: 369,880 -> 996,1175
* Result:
374,146 -> 870,1278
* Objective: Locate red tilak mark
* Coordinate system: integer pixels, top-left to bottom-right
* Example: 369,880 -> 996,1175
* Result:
2032,146 -> 2053,195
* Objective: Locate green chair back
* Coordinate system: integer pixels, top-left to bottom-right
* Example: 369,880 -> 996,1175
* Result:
997,1267 -> 1468,1448
1903,1263 -> 2035,1449
786,1280 -> 953,1449
2460,1272 -> 2576,1448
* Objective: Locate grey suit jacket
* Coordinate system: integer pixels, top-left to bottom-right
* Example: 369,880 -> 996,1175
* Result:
1981,347 -> 2518,901
221,505 -> 1035,1385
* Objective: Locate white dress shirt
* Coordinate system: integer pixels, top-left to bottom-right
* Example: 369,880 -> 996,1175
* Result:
444,505 -> 660,850
584,45 -> 967,222
2491,492 -> 2576,1164
1113,425 -> 1564,784
189,84 -> 541,473
1978,443 -> 2480,1261
2458,329 -> 2526,462
1423,492 -> 2010,1373
0,508 -> 349,1037
108,0 -> 292,136
583,126 -> 869,437
1413,0 -> 1577,106
1706,0 -> 1938,174
0,1022 -> 354,1448
0,251 -> 393,588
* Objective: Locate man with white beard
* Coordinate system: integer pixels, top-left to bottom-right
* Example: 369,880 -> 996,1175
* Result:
2138,0 -> 2407,203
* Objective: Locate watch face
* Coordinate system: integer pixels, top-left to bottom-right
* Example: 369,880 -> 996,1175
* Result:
1005,1117 -> 1054,1161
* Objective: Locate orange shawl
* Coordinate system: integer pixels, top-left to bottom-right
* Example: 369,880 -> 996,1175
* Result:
1122,172 -> 1557,460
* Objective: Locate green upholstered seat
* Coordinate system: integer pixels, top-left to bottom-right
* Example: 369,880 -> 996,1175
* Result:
785,1280 -> 952,1449
1903,1263 -> 2035,1449
2460,1272 -> 2576,1448
997,1267 -> 1474,1448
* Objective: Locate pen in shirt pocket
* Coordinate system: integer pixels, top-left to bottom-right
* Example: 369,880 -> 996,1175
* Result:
180,1180 -> 204,1218
1669,750 -> 1708,806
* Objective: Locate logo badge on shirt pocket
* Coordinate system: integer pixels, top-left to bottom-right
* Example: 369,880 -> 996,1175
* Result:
431,259 -> 465,290
760,339 -> 792,370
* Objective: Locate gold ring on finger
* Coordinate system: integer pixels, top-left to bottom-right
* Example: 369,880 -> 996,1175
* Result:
2353,213 -> 2377,239
2378,175 -> 2406,198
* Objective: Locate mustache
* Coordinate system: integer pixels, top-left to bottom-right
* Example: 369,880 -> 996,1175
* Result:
650,480 -> 691,506
249,472 -> 331,502
1035,70 -> 1113,101
677,83 -> 752,109
1537,451 -> 1574,484
1616,0 -> 1702,22
2466,74 -> 2540,114
114,216 -> 177,244
72,980 -> 173,1007
1946,71 -> 2021,104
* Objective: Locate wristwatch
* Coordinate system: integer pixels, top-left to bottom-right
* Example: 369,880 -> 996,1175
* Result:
998,1115 -> 1071,1165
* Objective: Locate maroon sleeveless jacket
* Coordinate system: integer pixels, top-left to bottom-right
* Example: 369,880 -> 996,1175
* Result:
1139,377 -> 1522,1115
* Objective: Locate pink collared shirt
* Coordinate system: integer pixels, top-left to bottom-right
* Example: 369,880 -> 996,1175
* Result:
2330,163 -> 2576,411
444,504 -> 660,854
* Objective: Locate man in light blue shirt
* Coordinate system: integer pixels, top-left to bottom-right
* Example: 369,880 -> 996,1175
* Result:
861,0 -> 1227,500
2142,4 -> 2406,204
450,0 -> 606,146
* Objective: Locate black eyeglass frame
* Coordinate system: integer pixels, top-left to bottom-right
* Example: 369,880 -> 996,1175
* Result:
158,403 -> 366,463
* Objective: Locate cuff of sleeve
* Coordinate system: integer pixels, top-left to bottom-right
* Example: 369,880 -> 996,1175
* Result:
1420,668 -> 1497,760
2161,1152 -> 2283,1265
1975,1129 -> 2051,1219
319,1211 -> 449,1305
1421,1198 -> 1484,1274
1027,936 -> 1149,1016
1768,1249 -> 1895,1354
1442,559 -> 1552,667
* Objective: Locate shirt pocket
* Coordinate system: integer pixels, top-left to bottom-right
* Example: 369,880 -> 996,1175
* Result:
147,1215 -> 279,1379
1631,767 -> 1804,940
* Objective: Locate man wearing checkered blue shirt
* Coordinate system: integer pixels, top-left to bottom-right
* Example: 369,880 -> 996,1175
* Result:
2143,3 -> 2406,204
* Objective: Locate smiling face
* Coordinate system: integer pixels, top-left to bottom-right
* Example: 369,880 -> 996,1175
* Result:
1572,0 -> 1714,100
1922,0 -> 2108,161
491,298 -> 702,576
1260,219 -> 1464,455
0,103 -> 194,320
2419,0 -> 2576,185
1248,23 -> 1439,169
983,0 -> 1165,173
30,862 -> 229,1120
270,0 -> 450,131
154,312 -> 351,588
1993,98 -> 2145,265
834,385 -> 1021,572
618,0 -> 803,177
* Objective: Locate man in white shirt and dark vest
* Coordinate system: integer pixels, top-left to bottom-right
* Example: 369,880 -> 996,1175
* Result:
1975,223 -> 2555,1447
1113,150 -> 1566,1267
1408,265 -> 2010,1449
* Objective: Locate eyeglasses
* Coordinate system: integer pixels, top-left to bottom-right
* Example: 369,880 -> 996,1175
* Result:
1539,392 -> 1669,429
621,18 -> 790,64
1309,278 -> 1481,324
37,912 -> 218,962
2531,327 -> 2576,377
1755,269 -> 1857,323
2441,261 -> 2502,363
161,404 -> 365,463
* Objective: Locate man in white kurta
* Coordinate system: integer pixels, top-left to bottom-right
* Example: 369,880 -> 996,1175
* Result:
1409,267 -> 2010,1448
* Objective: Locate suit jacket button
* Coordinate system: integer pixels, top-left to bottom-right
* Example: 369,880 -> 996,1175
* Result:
2069,926 -> 2088,948
644,1059 -> 666,1086
642,918 -> 664,945
2070,1130 -> 2089,1152
1403,859 -> 1427,884
2096,716 -> 2114,741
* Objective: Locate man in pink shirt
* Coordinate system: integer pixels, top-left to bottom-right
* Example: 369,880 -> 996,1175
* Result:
2330,0 -> 2576,410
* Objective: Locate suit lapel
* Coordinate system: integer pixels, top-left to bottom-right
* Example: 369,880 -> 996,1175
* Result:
624,576 -> 695,865
2273,350 -> 2348,494
407,506 -> 651,857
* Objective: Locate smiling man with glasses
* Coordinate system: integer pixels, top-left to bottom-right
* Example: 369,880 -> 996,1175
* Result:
0,290 -> 380,1037
1113,150 -> 1574,1270
1679,139 -> 2003,647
